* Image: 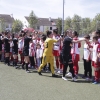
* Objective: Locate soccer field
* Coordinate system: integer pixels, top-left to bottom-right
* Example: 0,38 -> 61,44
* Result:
0,42 -> 100,100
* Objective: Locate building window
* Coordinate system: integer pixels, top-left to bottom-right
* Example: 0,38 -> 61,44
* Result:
9,24 -> 11,28
37,26 -> 40,30
50,27 -> 52,30
6,24 -> 9,28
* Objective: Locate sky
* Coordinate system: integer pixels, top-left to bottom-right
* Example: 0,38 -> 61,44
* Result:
0,0 -> 100,21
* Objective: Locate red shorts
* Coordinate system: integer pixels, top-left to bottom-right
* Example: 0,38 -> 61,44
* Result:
72,54 -> 80,62
92,61 -> 100,67
19,51 -> 22,54
53,50 -> 59,56
92,61 -> 94,66
10,52 -> 13,55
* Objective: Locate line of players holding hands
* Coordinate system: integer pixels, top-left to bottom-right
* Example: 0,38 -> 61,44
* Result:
0,29 -> 100,84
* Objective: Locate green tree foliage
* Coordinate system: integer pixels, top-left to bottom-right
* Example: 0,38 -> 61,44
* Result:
29,11 -> 38,29
82,18 -> 91,34
45,26 -> 49,32
0,18 -> 5,32
71,14 -> 82,34
56,18 -> 62,34
12,19 -> 23,33
64,17 -> 72,31
91,14 -> 100,32
90,19 -> 96,32
64,14 -> 100,35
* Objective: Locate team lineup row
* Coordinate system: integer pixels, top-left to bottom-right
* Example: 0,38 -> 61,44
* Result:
0,29 -> 100,84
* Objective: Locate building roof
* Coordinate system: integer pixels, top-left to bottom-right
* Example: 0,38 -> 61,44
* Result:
0,14 -> 14,23
25,16 -> 57,26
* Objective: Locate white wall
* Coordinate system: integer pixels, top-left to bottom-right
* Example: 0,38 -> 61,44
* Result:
39,25 -> 57,32
4,22 -> 12,31
40,26 -> 44,32
22,17 -> 57,31
22,17 -> 29,29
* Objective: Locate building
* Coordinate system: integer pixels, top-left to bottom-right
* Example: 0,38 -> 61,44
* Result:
0,14 -> 14,31
23,17 -> 57,32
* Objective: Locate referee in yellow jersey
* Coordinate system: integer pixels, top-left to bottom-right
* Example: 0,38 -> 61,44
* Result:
38,30 -> 61,77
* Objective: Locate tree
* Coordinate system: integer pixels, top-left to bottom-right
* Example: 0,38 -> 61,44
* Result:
72,14 -> 82,34
45,26 -> 49,33
64,16 -> 72,31
81,18 -> 91,34
90,19 -> 96,32
29,11 -> 38,29
12,19 -> 23,33
0,18 -> 5,32
90,14 -> 100,32
56,18 -> 62,34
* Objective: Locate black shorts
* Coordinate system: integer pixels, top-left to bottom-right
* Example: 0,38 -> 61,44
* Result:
13,51 -> 18,55
4,49 -> 10,53
60,53 -> 63,64
0,46 -> 2,51
60,53 -> 72,64
5,49 -> 10,53
5,46 -> 10,53
12,48 -> 18,54
0,48 -> 2,51
23,50 -> 29,56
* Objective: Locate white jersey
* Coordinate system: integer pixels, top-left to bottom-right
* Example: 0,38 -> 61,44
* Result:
84,43 -> 91,60
71,38 -> 80,54
36,48 -> 43,58
92,43 -> 99,62
33,38 -> 39,51
2,44 -> 4,52
29,43 -> 35,57
18,39 -> 24,51
53,35 -> 60,51
10,41 -> 13,52
39,40 -> 44,50
33,37 -> 40,44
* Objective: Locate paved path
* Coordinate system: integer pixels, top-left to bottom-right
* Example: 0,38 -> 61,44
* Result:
0,62 -> 100,100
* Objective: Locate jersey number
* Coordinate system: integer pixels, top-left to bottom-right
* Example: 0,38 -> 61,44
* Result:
45,42 -> 48,48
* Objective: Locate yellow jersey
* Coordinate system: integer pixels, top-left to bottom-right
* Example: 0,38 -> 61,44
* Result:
43,38 -> 57,56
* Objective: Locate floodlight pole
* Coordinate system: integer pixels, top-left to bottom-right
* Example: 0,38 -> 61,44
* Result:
62,0 -> 64,35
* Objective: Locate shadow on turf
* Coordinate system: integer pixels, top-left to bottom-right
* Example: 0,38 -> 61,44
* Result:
27,70 -> 62,78
77,73 -> 94,79
69,80 -> 92,83
41,74 -> 62,78
9,67 -> 95,82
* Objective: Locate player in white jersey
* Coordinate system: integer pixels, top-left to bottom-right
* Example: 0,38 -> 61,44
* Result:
29,39 -> 35,69
39,34 -> 46,55
95,30 -> 100,43
71,31 -> 81,77
86,36 -> 100,84
92,36 -> 100,84
91,30 -> 100,43
36,43 -> 43,68
83,35 -> 92,80
53,29 -> 61,73
18,33 -> 24,64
